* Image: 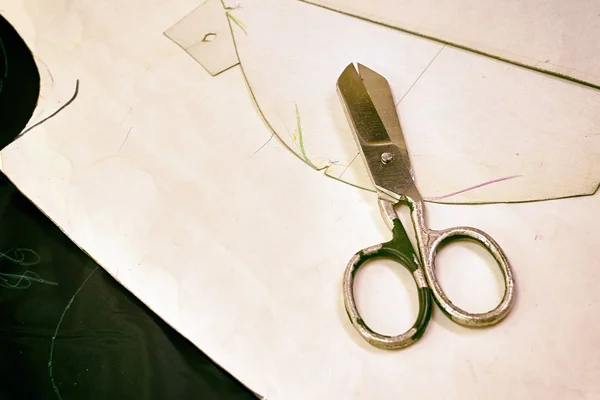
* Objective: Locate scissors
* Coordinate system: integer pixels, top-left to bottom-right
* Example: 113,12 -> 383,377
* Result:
337,63 -> 515,350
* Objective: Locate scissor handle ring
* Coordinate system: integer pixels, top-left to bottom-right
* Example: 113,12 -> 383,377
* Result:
343,240 -> 433,350
424,227 -> 516,328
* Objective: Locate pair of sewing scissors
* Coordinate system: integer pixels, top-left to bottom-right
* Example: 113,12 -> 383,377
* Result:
336,63 -> 515,350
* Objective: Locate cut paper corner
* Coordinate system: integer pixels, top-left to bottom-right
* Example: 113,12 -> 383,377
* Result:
164,0 -> 240,76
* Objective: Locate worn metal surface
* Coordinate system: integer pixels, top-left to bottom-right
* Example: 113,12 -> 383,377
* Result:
338,63 -> 515,349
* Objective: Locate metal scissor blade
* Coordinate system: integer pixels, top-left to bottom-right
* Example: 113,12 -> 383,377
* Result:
336,63 -> 391,145
357,64 -> 411,170
337,63 -> 417,202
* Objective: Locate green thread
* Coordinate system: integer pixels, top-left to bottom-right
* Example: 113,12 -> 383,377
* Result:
294,103 -> 317,169
220,0 -> 305,166
226,11 -> 247,34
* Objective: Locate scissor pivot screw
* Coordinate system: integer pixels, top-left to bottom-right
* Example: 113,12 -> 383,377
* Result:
381,152 -> 393,164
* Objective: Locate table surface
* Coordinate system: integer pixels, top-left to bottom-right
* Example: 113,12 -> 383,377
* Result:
2,3 -> 600,399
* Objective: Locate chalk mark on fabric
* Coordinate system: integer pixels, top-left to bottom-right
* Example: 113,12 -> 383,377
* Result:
18,79 -> 80,138
425,175 -> 523,201
48,266 -> 99,400
0,248 -> 56,289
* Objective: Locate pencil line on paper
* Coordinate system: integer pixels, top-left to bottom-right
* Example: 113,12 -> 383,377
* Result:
34,56 -> 55,85
395,45 -> 445,106
338,152 -> 359,179
118,127 -> 133,153
425,175 -> 523,201
253,133 -> 275,156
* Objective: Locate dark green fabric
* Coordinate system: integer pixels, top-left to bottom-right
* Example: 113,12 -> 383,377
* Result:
0,14 -> 256,400
0,14 -> 40,150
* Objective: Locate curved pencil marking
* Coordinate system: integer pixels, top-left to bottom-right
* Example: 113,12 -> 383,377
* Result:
425,175 -> 523,201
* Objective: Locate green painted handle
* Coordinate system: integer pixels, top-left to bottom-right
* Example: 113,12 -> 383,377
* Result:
343,219 -> 432,350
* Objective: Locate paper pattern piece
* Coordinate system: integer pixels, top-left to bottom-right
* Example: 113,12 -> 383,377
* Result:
304,0 -> 600,89
169,0 -> 600,203
2,0 -> 600,399
165,0 -> 239,76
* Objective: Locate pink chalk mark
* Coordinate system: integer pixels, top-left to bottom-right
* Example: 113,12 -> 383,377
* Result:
425,175 -> 523,201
